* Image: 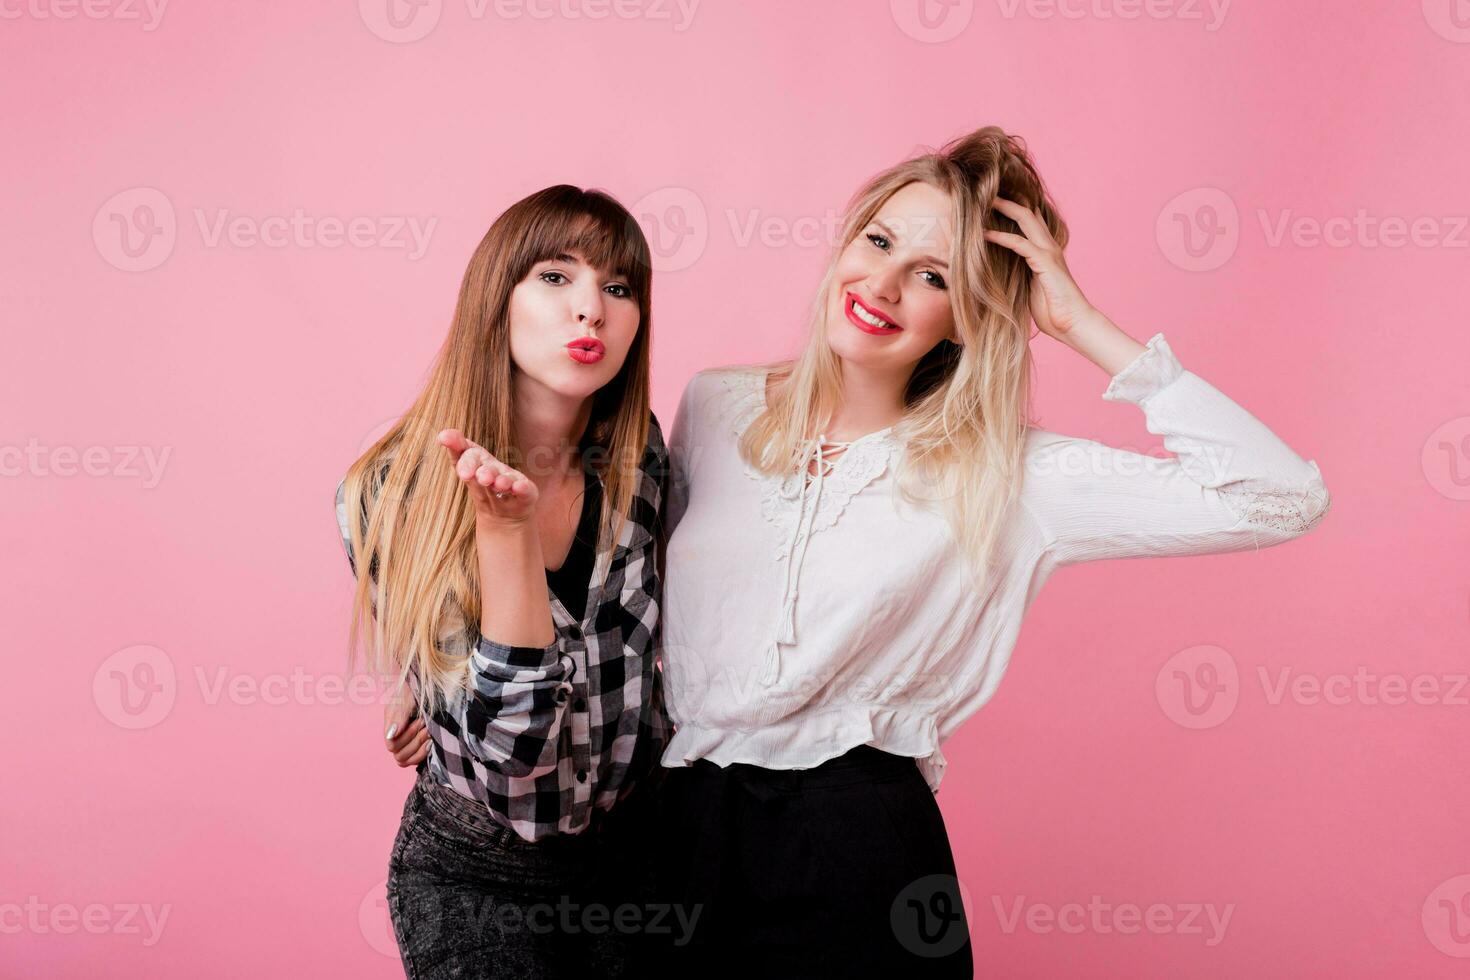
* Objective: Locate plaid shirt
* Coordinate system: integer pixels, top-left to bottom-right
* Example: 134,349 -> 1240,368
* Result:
335,415 -> 670,841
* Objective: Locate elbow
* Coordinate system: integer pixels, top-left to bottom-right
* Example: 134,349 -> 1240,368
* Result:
1304,482 -> 1331,534
1243,478 -> 1332,541
462,684 -> 571,777
1220,465 -> 1331,544
1292,466 -> 1332,537
463,728 -> 560,779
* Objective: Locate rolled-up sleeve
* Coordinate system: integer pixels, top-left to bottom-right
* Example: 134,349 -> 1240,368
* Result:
458,635 -> 575,778
335,472 -> 574,777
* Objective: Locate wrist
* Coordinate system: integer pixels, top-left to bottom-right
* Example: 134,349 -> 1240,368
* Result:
1059,306 -> 1111,346
475,512 -> 537,535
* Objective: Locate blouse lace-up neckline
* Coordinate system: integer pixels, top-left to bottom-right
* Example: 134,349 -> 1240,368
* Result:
765,434 -> 850,683
730,368 -> 902,686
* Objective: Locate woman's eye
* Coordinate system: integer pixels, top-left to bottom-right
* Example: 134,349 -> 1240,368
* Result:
605,283 -> 632,298
866,232 -> 890,251
539,271 -> 567,285
920,270 -> 947,290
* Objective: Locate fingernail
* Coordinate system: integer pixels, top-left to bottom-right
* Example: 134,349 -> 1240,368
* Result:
385,724 -> 397,740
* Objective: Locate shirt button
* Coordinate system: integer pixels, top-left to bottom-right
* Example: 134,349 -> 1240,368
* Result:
574,698 -> 586,712
568,624 -> 583,640
576,769 -> 587,783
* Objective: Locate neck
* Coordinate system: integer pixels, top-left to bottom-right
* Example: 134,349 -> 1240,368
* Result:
510,373 -> 593,485
823,358 -> 909,441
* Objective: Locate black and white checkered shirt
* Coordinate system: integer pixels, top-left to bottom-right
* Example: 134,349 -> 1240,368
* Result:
335,415 -> 670,841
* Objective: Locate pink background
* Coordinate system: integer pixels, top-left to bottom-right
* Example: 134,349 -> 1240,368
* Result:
5,1 -> 1468,976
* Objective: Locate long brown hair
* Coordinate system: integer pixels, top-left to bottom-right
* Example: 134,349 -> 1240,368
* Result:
739,125 -> 1069,583
340,185 -> 653,717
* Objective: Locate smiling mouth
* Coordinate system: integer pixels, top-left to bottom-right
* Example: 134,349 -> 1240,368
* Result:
844,292 -> 902,332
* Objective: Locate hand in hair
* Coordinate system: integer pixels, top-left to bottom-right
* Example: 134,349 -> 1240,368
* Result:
437,428 -> 540,524
984,196 -> 1096,341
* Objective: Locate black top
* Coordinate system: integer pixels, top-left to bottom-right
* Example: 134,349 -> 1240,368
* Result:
544,466 -> 601,622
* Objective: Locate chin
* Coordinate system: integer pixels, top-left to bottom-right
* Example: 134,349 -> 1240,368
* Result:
519,361 -> 609,401
824,315 -> 901,369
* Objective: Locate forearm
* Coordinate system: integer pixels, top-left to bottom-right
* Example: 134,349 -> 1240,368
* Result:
1057,308 -> 1148,379
475,518 -> 556,647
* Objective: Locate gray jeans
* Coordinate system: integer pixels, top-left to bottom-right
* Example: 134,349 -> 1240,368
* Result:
386,763 -> 660,979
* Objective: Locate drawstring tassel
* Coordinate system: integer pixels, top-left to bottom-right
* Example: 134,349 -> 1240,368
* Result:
775,595 -> 798,646
760,641 -> 783,685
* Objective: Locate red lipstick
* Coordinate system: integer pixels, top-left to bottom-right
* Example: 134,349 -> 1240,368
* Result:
566,338 -> 605,364
844,291 -> 903,335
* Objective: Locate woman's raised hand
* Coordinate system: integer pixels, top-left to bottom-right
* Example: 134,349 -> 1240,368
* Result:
437,429 -> 539,524
985,196 -> 1096,341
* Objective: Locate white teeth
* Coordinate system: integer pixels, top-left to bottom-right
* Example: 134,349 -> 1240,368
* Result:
851,299 -> 895,329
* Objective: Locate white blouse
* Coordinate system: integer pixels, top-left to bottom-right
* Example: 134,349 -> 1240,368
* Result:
657,332 -> 1331,791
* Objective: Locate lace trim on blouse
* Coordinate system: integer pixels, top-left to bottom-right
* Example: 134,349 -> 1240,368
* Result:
721,368 -> 900,685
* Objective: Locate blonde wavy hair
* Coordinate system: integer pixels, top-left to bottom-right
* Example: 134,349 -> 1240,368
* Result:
739,125 -> 1069,583
340,185 -> 653,719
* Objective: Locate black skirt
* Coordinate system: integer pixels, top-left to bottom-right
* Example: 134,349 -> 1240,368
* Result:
642,744 -> 975,977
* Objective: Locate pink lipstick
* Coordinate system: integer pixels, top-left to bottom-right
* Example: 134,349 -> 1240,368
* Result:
566,338 -> 605,364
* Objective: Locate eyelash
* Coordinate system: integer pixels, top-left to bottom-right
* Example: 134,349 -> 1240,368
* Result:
864,233 -> 947,290
539,270 -> 633,298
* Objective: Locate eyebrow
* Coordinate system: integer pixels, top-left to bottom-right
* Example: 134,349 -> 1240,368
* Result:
872,218 -> 950,269
538,252 -> 633,282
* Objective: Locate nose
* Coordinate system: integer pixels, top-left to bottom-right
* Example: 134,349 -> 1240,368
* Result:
866,261 -> 902,305
575,285 -> 605,331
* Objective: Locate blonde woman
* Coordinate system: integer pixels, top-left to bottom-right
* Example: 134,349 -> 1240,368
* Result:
336,185 -> 669,977
649,127 -> 1331,973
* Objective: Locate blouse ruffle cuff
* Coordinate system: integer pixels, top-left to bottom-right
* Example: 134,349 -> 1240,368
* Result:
1101,331 -> 1184,405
